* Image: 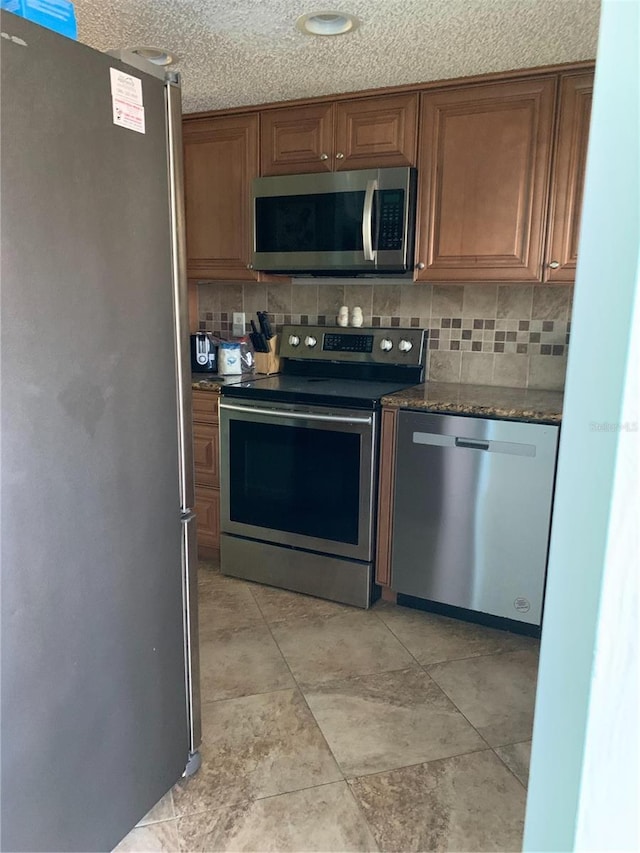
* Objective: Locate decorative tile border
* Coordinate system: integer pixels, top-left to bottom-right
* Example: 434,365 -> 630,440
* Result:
199,314 -> 569,357
428,318 -> 569,356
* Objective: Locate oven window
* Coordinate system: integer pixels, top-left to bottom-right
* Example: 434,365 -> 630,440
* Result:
229,420 -> 361,544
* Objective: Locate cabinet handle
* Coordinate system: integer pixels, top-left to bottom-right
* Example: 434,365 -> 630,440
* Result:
246,263 -> 254,270
319,153 -> 329,160
548,261 -> 560,269
416,262 -> 426,270
335,152 -> 345,160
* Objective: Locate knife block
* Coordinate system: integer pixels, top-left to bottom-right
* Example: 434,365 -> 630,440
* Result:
254,335 -> 280,375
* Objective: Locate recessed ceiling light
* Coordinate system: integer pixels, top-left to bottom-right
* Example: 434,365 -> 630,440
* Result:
296,10 -> 360,37
129,46 -> 179,67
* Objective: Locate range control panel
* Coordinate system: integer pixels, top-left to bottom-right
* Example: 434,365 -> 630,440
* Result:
279,325 -> 426,366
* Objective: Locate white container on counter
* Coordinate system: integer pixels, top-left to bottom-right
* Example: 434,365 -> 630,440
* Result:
218,341 -> 242,375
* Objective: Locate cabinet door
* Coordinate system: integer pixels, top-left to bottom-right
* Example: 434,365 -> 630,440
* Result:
375,407 -> 399,587
335,93 -> 418,170
183,114 -> 259,280
195,486 -> 220,556
261,103 -> 334,175
545,73 -> 593,282
193,422 -> 219,487
416,78 -> 556,281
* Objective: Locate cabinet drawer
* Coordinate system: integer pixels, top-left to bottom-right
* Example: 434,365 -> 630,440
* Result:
195,485 -> 220,554
193,421 -> 219,487
192,389 -> 219,423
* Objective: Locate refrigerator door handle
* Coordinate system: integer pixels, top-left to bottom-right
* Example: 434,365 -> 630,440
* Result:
166,77 -> 195,513
180,513 -> 201,766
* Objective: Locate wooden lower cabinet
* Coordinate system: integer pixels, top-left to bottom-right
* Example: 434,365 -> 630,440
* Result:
194,485 -> 221,559
193,421 -> 219,487
192,389 -> 221,559
375,407 -> 399,589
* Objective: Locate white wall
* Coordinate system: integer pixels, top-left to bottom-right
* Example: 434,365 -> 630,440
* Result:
523,0 -> 639,850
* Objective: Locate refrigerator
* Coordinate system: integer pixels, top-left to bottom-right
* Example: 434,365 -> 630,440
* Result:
1,11 -> 201,851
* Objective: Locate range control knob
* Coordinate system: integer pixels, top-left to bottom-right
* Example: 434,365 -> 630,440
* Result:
399,339 -> 413,353
288,334 -> 300,347
380,338 -> 393,352
304,335 -> 317,348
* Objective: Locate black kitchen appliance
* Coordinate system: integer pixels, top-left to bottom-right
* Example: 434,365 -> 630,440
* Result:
219,325 -> 426,607
252,167 -> 417,275
190,332 -> 217,372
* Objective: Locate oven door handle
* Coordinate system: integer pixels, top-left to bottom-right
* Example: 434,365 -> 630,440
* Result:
220,401 -> 373,426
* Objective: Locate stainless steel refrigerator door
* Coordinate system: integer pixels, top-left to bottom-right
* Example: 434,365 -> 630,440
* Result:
1,13 -> 188,852
391,411 -> 559,625
166,78 -> 201,757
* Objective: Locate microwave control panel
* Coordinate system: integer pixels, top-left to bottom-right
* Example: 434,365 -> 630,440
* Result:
376,190 -> 404,251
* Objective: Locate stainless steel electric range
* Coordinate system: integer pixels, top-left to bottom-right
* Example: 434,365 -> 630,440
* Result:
219,325 -> 426,607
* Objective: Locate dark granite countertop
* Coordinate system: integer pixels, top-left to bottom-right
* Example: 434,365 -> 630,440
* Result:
381,382 -> 563,424
191,373 -> 255,392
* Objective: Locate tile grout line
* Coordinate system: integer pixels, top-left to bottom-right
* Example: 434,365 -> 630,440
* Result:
374,604 -> 539,750
346,743 -> 498,785
245,582 -> 349,784
244,587 -> 387,850
423,649 -> 538,751
243,590 -> 385,853
199,570 -> 530,833
370,606 -> 502,750
247,587 -> 502,827
199,683 -> 298,708
491,746 -> 530,792
342,779 -> 383,853
416,663 -> 497,750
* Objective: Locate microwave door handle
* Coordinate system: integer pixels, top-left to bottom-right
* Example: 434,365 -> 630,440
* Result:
362,179 -> 378,262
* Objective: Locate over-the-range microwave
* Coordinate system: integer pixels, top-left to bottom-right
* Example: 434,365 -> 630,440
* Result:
252,166 -> 417,276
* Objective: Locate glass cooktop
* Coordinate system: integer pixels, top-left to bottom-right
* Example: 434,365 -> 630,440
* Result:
221,373 -> 415,410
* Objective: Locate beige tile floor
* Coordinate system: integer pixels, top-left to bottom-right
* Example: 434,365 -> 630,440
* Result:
114,562 -> 539,852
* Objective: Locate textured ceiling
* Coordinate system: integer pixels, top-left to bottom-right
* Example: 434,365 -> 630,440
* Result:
73,0 -> 600,115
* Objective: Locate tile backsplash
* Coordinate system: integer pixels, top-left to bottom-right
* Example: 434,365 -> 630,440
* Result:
196,280 -> 573,391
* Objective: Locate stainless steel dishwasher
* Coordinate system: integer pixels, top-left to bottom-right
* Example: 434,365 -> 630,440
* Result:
391,411 -> 559,627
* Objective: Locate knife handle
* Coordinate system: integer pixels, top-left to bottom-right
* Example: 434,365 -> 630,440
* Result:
259,312 -> 273,340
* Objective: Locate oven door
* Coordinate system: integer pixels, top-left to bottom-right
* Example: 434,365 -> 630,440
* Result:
219,399 -> 378,562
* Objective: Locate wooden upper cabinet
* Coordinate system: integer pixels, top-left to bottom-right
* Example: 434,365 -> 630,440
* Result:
334,93 -> 418,170
415,78 -> 556,281
544,72 -> 593,282
183,113 -> 259,280
260,93 -> 418,176
261,103 -> 334,175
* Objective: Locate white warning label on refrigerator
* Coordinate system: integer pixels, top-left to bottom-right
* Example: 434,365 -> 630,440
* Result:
112,98 -> 146,133
110,68 -> 145,134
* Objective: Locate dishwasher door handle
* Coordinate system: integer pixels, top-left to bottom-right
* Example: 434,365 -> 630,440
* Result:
413,431 -> 536,457
454,437 -> 490,451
